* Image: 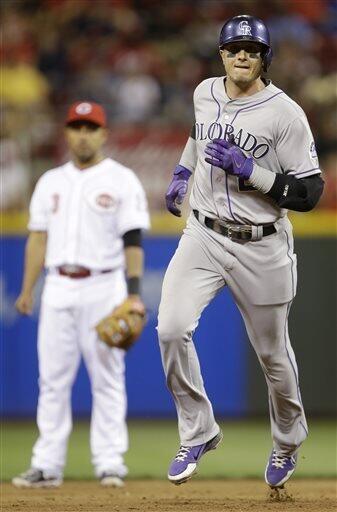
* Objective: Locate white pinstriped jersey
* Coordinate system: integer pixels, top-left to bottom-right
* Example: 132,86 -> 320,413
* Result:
179,78 -> 321,225
29,158 -> 150,269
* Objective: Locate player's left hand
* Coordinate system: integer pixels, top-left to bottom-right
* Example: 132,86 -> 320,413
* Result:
205,136 -> 254,180
95,296 -> 146,350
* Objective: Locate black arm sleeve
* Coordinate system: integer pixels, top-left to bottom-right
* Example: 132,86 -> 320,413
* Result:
122,229 -> 142,247
266,174 -> 324,212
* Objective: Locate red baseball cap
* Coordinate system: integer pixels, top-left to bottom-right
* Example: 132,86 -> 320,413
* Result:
65,101 -> 107,127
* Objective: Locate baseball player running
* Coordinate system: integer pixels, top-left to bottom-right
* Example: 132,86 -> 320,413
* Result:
12,102 -> 150,488
157,15 -> 324,489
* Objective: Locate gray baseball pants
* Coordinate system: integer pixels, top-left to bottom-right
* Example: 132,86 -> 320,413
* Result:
157,213 -> 308,455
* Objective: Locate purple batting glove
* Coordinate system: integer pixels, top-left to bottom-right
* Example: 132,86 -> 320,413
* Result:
205,136 -> 253,180
165,165 -> 192,217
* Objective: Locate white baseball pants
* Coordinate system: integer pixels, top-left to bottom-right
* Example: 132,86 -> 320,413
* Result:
31,269 -> 128,478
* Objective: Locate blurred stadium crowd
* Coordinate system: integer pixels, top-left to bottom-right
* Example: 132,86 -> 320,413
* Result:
1,0 -> 336,212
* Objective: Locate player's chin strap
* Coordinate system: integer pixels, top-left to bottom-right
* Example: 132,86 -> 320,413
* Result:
193,210 -> 274,242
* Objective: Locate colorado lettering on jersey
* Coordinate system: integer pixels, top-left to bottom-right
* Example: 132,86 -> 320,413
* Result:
182,78 -> 322,225
194,122 -> 269,159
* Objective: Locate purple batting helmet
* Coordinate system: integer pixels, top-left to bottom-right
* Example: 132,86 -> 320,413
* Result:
219,15 -> 273,71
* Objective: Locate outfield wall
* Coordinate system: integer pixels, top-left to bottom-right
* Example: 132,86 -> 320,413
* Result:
1,235 -> 336,417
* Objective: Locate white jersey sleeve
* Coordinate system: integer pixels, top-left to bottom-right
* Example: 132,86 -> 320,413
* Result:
276,115 -> 321,179
116,171 -> 150,236
28,176 -> 49,231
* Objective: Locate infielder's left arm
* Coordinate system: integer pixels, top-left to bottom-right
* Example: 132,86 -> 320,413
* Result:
123,229 -> 144,297
95,228 -> 146,350
95,179 -> 149,350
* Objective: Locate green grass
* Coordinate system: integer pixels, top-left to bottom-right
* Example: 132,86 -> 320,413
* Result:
1,419 -> 336,481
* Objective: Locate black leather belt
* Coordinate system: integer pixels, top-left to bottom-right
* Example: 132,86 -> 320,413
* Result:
193,210 -> 276,241
56,265 -> 114,279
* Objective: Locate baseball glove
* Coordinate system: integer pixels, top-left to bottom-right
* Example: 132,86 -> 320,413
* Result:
96,297 -> 146,350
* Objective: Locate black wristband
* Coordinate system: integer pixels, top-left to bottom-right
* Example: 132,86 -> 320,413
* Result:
127,277 -> 141,295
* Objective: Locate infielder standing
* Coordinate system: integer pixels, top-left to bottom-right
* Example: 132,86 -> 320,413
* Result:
13,102 -> 150,488
157,15 -> 324,489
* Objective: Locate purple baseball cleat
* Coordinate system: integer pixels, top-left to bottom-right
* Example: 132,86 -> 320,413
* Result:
265,449 -> 298,488
168,430 -> 223,485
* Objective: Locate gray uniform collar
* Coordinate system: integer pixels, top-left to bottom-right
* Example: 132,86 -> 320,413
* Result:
218,77 -> 279,105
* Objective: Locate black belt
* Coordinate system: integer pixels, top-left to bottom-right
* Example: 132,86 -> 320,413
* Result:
56,265 -> 114,279
193,210 -> 276,241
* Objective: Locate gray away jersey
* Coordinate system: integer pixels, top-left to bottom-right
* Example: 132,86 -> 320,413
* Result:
179,77 -> 321,225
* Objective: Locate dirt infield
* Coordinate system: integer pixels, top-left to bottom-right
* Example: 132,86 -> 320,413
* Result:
2,479 -> 336,512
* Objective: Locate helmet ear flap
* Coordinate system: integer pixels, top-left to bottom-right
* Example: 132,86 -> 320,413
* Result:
263,47 -> 273,72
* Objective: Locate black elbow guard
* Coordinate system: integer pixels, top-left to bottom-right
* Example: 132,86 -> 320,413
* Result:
267,174 -> 324,212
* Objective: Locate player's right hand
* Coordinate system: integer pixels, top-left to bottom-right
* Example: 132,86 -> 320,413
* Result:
15,292 -> 34,315
165,165 -> 192,217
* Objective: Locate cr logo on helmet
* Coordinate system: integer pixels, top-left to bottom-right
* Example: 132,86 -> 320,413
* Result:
239,20 -> 252,36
